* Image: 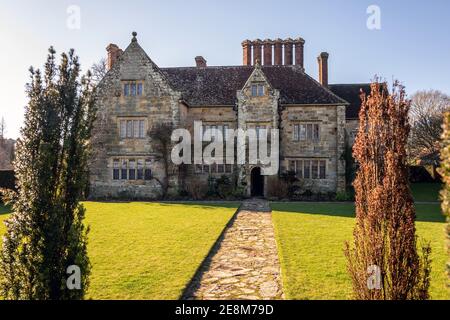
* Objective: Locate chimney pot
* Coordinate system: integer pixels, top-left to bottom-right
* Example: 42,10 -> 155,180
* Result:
273,38 -> 283,65
263,39 -> 273,66
317,52 -> 329,87
283,38 -> 294,65
195,56 -> 207,67
242,40 -> 252,66
253,39 -> 262,66
106,43 -> 123,71
294,37 -> 305,68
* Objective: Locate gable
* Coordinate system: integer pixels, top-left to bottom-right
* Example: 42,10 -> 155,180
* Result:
240,62 -> 274,97
98,40 -> 175,97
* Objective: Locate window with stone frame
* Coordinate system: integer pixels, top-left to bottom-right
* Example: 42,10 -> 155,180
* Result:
123,81 -> 144,97
292,123 -> 320,141
202,123 -> 231,141
144,159 -> 152,180
126,120 -> 133,138
137,159 -> 144,180
251,83 -> 265,97
113,159 -> 120,180
319,160 -> 326,179
288,160 -> 303,177
113,158 -> 152,181
119,118 -> 146,139
311,160 -> 319,179
303,160 -> 311,178
223,124 -> 230,141
121,160 -> 128,180
120,120 -> 126,138
287,158 -> 327,179
293,125 -> 300,141
128,159 -> 136,180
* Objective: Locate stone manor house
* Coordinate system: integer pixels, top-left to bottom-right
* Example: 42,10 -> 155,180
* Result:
89,32 -> 369,199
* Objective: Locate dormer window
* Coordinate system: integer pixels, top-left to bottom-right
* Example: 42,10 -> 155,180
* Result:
251,84 -> 264,96
123,81 -> 143,96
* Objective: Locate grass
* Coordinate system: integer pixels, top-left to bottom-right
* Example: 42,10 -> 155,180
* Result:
272,202 -> 449,300
0,204 -> 9,235
0,194 -> 447,300
0,201 -> 238,299
411,182 -> 442,202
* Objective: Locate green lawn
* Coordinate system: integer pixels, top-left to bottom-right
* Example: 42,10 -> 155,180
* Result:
0,199 -> 448,300
272,202 -> 449,300
0,202 -> 238,299
411,182 -> 442,202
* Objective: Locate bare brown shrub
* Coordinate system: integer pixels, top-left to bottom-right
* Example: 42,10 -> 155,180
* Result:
344,79 -> 431,300
189,180 -> 208,200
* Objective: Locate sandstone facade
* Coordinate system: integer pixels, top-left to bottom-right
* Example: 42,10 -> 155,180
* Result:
90,34 -> 367,199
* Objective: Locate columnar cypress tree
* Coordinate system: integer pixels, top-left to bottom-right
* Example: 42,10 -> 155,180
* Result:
344,80 -> 431,300
439,112 -> 450,283
0,47 -> 96,299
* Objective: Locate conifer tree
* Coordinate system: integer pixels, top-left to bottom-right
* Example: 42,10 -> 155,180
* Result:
0,47 -> 96,299
345,80 -> 431,300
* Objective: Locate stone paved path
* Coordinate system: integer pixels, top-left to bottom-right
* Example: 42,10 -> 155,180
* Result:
183,199 -> 284,300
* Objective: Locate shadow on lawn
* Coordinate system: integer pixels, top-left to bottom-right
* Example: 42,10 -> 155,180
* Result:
0,204 -> 12,216
158,202 -> 240,210
180,206 -> 240,299
270,202 -> 445,223
93,200 -> 240,209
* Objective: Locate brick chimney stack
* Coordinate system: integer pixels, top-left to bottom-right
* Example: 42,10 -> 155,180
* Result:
242,40 -> 252,66
195,56 -> 207,67
294,37 -> 305,68
263,39 -> 273,65
283,38 -> 294,65
273,39 -> 283,65
242,37 -> 306,67
318,52 -> 329,87
106,43 -> 123,71
253,39 -> 262,65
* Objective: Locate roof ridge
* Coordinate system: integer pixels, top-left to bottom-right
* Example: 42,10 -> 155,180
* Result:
161,65 -> 252,70
329,83 -> 371,86
160,64 -> 307,70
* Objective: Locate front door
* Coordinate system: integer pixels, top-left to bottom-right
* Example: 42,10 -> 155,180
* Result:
251,167 -> 264,197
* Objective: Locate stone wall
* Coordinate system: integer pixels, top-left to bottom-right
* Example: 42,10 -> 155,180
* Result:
90,40 -> 347,199
345,119 -> 359,145
89,40 -> 181,199
280,104 -> 346,193
236,65 -> 280,197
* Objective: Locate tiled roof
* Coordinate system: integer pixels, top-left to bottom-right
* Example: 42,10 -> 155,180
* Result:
161,65 -> 347,106
329,83 -> 371,119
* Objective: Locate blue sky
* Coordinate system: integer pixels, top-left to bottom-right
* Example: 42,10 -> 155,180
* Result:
1,0 -> 449,138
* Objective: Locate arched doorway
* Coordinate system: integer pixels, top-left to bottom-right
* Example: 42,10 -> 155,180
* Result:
251,167 -> 264,197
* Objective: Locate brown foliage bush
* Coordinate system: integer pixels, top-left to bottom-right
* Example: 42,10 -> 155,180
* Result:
189,180 -> 208,200
267,178 -> 289,199
344,79 -> 431,300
